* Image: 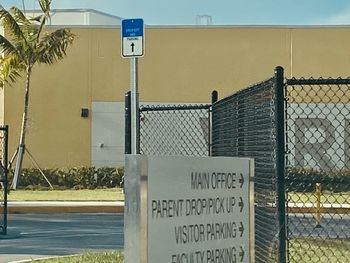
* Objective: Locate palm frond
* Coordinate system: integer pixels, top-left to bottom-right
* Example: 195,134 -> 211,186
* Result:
10,7 -> 29,26
0,54 -> 26,87
35,15 -> 46,43
35,0 -> 51,43
29,15 -> 43,23
36,29 -> 75,65
14,41 -> 32,63
39,0 -> 51,17
0,34 -> 17,55
0,7 -> 27,43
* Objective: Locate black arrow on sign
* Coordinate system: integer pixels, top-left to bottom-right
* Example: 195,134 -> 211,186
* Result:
239,197 -> 244,212
239,246 -> 245,262
239,222 -> 244,237
239,173 -> 244,188
131,43 -> 135,52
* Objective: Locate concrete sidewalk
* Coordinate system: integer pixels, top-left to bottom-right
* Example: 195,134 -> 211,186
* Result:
7,201 -> 124,213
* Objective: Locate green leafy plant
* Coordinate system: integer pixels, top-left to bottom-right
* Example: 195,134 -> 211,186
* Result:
286,168 -> 350,192
7,166 -> 124,190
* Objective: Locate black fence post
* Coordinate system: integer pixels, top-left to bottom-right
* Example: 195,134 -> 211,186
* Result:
209,91 -> 218,156
125,91 -> 132,154
4,125 -> 8,235
275,66 -> 287,263
211,90 -> 218,104
136,101 -> 141,155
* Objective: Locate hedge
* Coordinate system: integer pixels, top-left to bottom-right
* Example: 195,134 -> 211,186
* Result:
286,168 -> 350,193
8,166 -> 349,192
7,167 -> 124,190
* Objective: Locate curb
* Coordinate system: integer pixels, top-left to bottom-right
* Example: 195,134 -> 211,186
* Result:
6,202 -> 124,214
9,255 -> 81,263
4,202 -> 349,214
288,202 -> 350,214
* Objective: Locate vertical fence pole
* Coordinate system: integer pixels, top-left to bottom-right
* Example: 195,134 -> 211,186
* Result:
211,90 -> 218,104
275,66 -> 287,263
315,183 -> 322,228
209,91 -> 218,156
125,91 -> 132,154
4,125 -> 8,235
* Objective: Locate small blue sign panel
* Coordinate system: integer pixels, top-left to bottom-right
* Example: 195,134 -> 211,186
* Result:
121,18 -> 144,57
122,19 -> 144,37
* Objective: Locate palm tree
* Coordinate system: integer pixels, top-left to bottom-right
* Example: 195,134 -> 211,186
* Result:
0,0 -> 75,189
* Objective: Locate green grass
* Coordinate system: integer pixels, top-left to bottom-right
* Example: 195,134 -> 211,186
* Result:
31,251 -> 123,262
8,188 -> 124,201
289,238 -> 350,263
288,192 -> 350,204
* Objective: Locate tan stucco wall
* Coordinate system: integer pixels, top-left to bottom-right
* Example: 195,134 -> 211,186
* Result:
290,28 -> 350,77
4,29 -> 93,167
4,26 -> 350,168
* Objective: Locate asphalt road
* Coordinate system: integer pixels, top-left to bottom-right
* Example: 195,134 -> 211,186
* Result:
0,213 -> 124,263
288,213 -> 350,239
0,212 -> 348,263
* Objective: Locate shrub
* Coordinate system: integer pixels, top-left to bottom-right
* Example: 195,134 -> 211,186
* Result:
7,166 -> 124,190
286,168 -> 350,192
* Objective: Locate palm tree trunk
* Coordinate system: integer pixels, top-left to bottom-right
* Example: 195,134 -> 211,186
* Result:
12,66 -> 31,190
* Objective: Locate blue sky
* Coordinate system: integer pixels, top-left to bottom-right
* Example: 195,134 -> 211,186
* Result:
2,0 -> 350,25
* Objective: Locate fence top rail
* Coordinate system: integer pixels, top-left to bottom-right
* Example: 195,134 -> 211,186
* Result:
286,77 -> 350,86
213,77 -> 275,106
140,104 -> 211,112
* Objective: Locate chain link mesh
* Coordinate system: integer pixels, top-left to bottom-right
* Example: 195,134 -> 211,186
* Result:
139,104 -> 211,156
212,78 -> 280,263
136,73 -> 350,262
0,126 -> 8,235
286,78 -> 350,262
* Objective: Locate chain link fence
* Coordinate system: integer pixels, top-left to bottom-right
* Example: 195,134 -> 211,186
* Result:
139,104 -> 211,156
0,126 -> 8,235
212,69 -> 285,263
285,78 -> 350,262
128,68 -> 350,262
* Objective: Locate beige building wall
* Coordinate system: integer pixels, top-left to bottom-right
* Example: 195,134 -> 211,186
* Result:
4,26 -> 350,168
290,28 -> 350,77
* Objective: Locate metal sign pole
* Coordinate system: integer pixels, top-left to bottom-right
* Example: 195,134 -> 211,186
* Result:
123,18 -> 144,263
121,18 -> 143,155
130,57 -> 140,154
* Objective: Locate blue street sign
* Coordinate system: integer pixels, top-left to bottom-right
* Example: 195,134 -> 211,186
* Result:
121,18 -> 144,57
122,19 -> 144,37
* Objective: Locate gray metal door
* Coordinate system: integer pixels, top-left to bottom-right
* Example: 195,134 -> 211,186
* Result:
91,102 -> 125,167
